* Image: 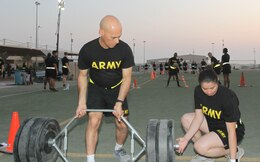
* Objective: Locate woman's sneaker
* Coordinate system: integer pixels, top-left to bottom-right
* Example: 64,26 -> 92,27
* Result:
190,154 -> 215,162
226,146 -> 245,162
114,148 -> 131,162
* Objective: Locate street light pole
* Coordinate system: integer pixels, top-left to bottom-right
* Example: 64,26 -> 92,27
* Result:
143,41 -> 146,64
211,43 -> 215,54
56,0 -> 65,55
70,33 -> 73,53
132,38 -> 135,61
35,1 -> 40,49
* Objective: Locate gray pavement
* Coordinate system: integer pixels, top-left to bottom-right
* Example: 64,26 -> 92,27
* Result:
0,70 -> 260,162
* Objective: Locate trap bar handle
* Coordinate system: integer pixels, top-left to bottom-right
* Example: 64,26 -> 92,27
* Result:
50,109 -> 146,162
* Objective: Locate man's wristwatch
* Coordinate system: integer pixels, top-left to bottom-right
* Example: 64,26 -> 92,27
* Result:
230,159 -> 237,162
116,99 -> 124,104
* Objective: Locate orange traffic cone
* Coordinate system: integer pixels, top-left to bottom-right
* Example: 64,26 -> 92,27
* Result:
182,75 -> 189,88
238,72 -> 247,87
150,71 -> 155,80
133,78 -> 140,89
5,112 -> 20,153
153,71 -> 156,78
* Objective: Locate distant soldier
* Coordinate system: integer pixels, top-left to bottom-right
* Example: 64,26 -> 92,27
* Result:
221,48 -> 231,88
208,52 -> 221,83
164,61 -> 169,74
191,61 -> 198,74
200,59 -> 207,71
62,52 -> 70,90
159,63 -> 164,75
0,59 -> 4,78
166,52 -> 181,87
183,60 -> 188,72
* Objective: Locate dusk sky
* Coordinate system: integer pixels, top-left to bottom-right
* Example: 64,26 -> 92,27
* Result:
1,0 -> 259,64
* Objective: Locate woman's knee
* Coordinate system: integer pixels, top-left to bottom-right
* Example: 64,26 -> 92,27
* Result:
194,141 -> 208,155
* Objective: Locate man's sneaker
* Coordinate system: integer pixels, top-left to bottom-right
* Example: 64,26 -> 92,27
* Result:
226,147 -> 245,162
190,154 -> 214,162
114,148 -> 131,162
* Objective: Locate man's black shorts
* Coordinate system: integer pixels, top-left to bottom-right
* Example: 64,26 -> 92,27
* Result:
62,68 -> 69,75
87,83 -> 129,116
45,69 -> 57,79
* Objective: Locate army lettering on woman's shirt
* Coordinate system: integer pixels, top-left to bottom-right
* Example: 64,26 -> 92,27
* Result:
194,85 -> 241,130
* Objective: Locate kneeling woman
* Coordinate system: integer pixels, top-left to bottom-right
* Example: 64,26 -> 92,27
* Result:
177,68 -> 245,162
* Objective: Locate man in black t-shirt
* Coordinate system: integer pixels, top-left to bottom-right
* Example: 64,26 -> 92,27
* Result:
44,51 -> 58,91
221,48 -> 231,88
76,15 -> 134,162
166,52 -> 181,87
0,59 -> 4,78
62,52 -> 70,90
176,69 -> 245,162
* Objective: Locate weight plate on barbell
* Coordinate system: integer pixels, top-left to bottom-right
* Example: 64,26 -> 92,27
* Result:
146,119 -> 159,162
35,118 -> 61,162
14,117 -> 40,162
27,117 -> 50,162
14,117 -> 32,162
157,119 -> 175,162
169,120 -> 175,162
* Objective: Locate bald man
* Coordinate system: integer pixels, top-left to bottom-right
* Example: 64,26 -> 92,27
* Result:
76,15 -> 134,162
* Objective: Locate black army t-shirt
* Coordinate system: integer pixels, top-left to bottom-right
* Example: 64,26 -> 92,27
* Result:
78,38 -> 135,88
194,85 -> 241,131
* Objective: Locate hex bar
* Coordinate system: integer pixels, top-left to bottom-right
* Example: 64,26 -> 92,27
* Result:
49,109 -> 146,162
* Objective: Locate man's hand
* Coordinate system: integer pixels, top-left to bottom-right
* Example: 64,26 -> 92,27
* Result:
76,104 -> 87,118
113,102 -> 124,121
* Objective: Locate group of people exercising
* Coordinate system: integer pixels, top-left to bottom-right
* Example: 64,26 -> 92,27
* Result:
75,15 -> 245,162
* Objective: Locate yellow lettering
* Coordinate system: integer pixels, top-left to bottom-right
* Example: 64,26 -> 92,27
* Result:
115,61 -> 121,68
92,62 -> 99,69
208,109 -> 216,119
107,61 -> 116,69
202,106 -> 208,114
215,111 -> 222,119
99,62 -> 106,69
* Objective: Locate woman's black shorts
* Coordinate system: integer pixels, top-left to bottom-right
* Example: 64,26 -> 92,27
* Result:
212,121 -> 245,149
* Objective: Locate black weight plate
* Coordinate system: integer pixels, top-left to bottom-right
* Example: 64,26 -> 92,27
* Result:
158,119 -> 175,162
17,117 -> 39,162
13,118 -> 32,162
36,118 -> 61,162
27,117 -> 49,162
158,119 -> 169,162
146,119 -> 159,162
169,120 -> 175,162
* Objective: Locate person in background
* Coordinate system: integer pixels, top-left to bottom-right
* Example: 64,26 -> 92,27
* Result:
159,62 -> 164,75
166,52 -> 181,87
44,53 -> 52,89
177,68 -> 245,162
221,48 -> 231,88
62,52 -> 70,90
200,58 -> 207,71
208,52 -> 221,83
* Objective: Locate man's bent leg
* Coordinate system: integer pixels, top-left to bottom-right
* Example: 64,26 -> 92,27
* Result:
115,117 -> 128,145
114,117 -> 131,162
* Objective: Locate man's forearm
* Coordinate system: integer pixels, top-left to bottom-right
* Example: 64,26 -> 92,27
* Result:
77,75 -> 88,105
